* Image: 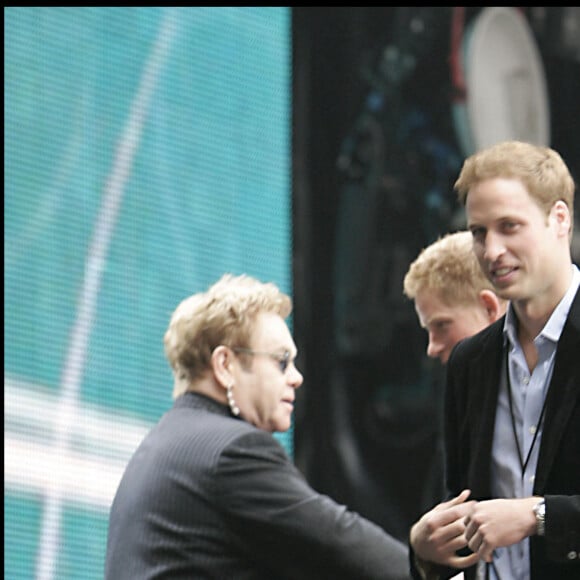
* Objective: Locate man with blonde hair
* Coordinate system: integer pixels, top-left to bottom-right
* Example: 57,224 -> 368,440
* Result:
106,273 -> 411,579
404,230 -> 506,364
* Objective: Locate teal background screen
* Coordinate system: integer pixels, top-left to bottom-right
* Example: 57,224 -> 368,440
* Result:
5,7 -> 291,579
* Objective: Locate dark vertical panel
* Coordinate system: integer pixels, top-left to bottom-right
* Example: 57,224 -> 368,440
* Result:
293,6 -> 580,543
292,6 -> 395,476
293,7 -> 459,542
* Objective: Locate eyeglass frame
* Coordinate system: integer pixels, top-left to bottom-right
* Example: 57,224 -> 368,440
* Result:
230,347 -> 292,374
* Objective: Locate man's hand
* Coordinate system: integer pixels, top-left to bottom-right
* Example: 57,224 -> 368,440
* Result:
464,497 -> 540,562
410,489 -> 480,569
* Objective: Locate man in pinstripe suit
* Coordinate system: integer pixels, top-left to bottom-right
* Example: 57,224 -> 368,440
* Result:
105,273 -> 411,579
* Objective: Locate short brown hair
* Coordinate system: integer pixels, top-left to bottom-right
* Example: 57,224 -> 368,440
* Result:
454,141 -> 575,219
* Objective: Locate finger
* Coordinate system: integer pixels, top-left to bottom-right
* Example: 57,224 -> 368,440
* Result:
464,519 -> 475,541
433,490 -> 471,513
469,535 -> 495,565
446,535 -> 472,554
467,537 -> 478,554
448,552 -> 480,569
445,489 -> 472,507
479,544 -> 495,563
436,501 -> 477,533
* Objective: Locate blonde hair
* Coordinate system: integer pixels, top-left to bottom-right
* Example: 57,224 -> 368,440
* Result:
164,273 -> 292,398
403,231 -> 498,306
454,141 -> 575,220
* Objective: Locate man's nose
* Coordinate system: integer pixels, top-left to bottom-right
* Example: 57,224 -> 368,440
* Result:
426,336 -> 443,359
483,231 -> 505,262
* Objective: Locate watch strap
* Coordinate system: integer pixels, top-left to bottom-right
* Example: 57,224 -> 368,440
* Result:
533,499 -> 546,536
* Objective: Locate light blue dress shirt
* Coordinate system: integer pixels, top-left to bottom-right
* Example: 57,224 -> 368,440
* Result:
486,264 -> 580,580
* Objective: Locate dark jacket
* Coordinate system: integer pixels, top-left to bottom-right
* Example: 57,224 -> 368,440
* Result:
411,287 -> 580,579
105,392 -> 411,580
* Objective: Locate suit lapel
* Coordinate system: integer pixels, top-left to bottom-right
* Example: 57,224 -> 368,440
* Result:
535,289 -> 580,490
468,323 -> 504,498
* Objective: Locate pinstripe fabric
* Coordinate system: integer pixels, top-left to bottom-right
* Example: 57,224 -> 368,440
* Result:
105,392 -> 411,579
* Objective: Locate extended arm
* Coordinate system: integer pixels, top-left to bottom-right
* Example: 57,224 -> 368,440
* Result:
217,430 -> 411,580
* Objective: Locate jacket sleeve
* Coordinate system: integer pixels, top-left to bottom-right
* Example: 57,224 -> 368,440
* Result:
408,543 -> 459,580
544,494 -> 580,562
215,429 -> 411,580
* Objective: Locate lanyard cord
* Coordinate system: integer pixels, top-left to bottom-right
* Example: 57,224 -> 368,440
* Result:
505,348 -> 548,479
487,351 -> 549,579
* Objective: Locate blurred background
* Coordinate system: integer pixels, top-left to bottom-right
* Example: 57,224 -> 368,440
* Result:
292,6 -> 580,543
5,7 -> 580,578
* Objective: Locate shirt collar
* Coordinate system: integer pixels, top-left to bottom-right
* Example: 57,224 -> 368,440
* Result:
503,264 -> 580,347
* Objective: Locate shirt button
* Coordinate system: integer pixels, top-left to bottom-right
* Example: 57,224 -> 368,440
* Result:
567,551 -> 578,560
529,475 -> 535,484
530,425 -> 537,434
523,376 -> 530,385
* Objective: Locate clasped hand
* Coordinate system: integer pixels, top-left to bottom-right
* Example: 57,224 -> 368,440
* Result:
463,496 -> 539,562
410,489 -> 479,570
411,490 -> 539,570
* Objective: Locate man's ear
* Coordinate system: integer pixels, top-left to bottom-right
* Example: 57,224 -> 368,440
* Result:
551,200 -> 572,239
211,345 -> 234,390
479,289 -> 505,323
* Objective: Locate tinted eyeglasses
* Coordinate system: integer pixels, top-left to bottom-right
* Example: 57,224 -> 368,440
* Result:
231,347 -> 292,374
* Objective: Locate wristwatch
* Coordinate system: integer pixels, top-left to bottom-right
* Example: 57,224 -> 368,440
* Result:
533,499 -> 546,536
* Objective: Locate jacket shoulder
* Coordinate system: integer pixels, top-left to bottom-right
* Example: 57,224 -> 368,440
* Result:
450,316 -> 504,363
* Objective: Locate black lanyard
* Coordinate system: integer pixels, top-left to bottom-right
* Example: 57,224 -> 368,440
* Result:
505,348 -> 548,479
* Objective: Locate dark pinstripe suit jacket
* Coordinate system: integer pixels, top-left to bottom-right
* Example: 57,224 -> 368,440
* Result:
105,392 -> 411,579
411,286 -> 580,580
